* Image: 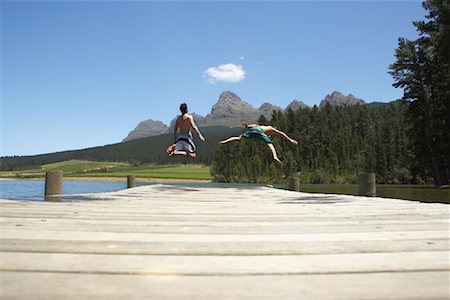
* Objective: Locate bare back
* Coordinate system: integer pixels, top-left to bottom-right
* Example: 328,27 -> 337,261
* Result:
175,114 -> 194,135
245,124 -> 273,133
173,113 -> 205,142
258,125 -> 273,134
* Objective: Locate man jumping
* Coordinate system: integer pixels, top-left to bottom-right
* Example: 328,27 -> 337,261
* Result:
219,123 -> 298,165
166,103 -> 205,158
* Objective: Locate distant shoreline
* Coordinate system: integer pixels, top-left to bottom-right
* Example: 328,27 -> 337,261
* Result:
65,177 -> 211,183
0,177 -> 211,183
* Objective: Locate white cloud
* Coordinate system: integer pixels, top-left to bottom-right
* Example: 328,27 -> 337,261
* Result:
203,63 -> 246,84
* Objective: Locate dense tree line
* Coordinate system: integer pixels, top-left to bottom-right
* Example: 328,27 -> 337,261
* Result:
389,0 -> 449,186
211,103 -> 419,184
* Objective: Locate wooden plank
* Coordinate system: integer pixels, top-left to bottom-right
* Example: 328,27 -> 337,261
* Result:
2,212 -> 447,222
1,238 -> 448,255
1,217 -> 448,234
1,251 -> 447,275
1,271 -> 448,300
0,239 -> 450,255
1,228 -> 448,242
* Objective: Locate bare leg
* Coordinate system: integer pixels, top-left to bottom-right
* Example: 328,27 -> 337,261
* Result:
219,135 -> 243,144
170,150 -> 196,158
171,150 -> 188,156
267,143 -> 283,166
166,144 -> 176,153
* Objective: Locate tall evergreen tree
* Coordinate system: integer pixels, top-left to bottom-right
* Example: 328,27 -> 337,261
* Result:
389,0 -> 449,186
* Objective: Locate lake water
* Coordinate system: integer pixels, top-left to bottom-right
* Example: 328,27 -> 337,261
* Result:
0,180 -> 263,201
0,180 -> 448,203
0,180 -> 129,201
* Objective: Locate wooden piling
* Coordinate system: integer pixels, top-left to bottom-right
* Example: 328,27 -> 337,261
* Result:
127,175 -> 136,188
358,172 -> 376,197
45,170 -> 63,201
288,176 -> 300,192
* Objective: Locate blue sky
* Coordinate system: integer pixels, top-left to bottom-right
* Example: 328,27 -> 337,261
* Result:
2,0 -> 424,156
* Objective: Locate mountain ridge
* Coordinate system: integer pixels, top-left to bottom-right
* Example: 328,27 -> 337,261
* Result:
124,90 -> 384,141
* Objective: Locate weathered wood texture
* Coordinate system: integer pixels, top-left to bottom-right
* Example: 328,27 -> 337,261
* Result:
44,171 -> 63,201
1,185 -> 449,299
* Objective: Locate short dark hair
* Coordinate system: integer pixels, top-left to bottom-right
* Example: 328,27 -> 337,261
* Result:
180,103 -> 188,114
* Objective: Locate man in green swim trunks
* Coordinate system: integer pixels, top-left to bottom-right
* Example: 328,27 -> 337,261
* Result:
219,123 -> 298,165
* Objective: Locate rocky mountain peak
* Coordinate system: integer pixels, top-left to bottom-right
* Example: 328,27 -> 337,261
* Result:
286,99 -> 309,111
218,91 -> 242,101
320,91 -> 365,108
258,103 -> 284,119
209,91 -> 255,119
122,119 -> 168,142
259,102 -> 282,111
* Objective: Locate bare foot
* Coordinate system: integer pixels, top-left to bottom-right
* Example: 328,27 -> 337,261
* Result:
274,157 -> 283,166
166,145 -> 175,153
173,150 -> 187,156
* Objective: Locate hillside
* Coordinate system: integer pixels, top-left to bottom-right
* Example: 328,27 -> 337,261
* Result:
0,126 -> 243,171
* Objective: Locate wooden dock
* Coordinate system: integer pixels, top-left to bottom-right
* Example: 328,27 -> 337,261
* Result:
1,184 -> 449,299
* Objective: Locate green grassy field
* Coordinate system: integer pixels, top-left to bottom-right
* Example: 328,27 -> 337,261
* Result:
0,160 -> 212,181
75,165 -> 212,180
43,160 -> 129,173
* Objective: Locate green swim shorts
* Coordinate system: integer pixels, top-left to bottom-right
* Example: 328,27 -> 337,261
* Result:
242,127 -> 272,143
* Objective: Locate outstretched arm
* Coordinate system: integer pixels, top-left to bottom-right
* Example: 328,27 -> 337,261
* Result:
190,116 -> 205,142
270,127 -> 298,144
